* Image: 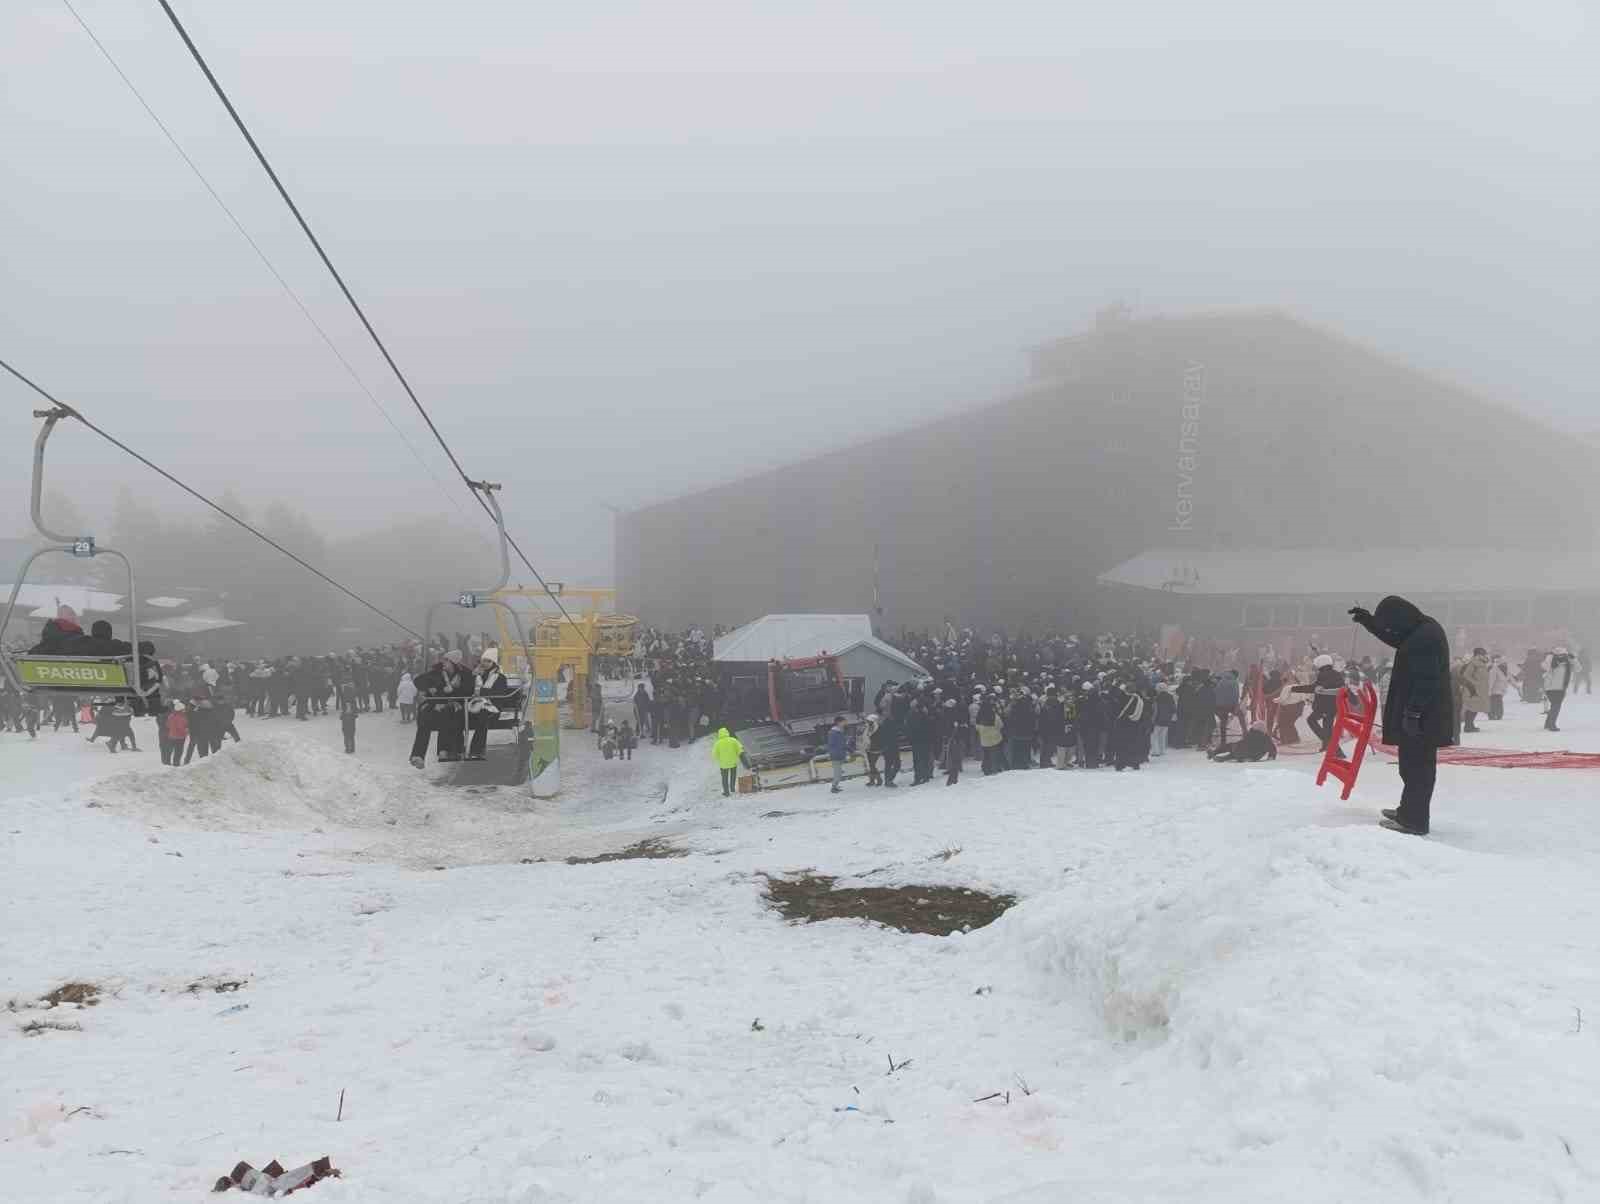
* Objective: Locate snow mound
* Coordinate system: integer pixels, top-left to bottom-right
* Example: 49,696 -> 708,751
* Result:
85,735 -> 431,832
986,819 -> 1600,1191
997,825 -> 1434,1048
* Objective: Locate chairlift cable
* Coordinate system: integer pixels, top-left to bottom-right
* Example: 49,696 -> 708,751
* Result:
0,354 -> 423,640
60,0 -> 473,527
154,0 -> 593,651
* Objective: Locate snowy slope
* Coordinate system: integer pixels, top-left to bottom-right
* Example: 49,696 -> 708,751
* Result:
3,694 -> 1599,1202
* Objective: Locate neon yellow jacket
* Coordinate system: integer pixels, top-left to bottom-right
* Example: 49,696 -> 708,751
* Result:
712,727 -> 744,769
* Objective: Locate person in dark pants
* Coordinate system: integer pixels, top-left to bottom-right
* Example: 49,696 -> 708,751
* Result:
907,699 -> 934,784
409,652 -> 469,767
467,649 -> 512,760
1350,596 -> 1452,836
1291,655 -> 1345,749
943,700 -> 966,785
1076,686 -> 1104,769
879,708 -> 903,787
712,726 -> 744,797
340,690 -> 359,754
1006,691 -> 1036,769
1542,648 -> 1576,731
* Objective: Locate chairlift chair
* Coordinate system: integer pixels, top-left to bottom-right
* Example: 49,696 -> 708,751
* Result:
1,409 -> 156,709
418,483 -> 536,787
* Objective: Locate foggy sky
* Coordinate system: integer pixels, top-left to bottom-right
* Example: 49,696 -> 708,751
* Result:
3,0 -> 1595,585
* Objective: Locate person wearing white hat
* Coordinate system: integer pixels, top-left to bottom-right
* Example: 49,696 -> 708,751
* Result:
466,647 -> 511,761
1290,654 -> 1345,750
1542,647 -> 1576,732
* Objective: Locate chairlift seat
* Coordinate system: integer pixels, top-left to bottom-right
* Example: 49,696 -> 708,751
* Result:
9,654 -> 140,695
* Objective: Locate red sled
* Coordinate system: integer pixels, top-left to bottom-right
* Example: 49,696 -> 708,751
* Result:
1315,681 -> 1379,800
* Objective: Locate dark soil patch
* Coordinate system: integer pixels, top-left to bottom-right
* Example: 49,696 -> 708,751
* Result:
22,1019 -> 83,1036
566,838 -> 688,865
185,977 -> 248,995
42,982 -> 101,1009
762,873 -> 1016,936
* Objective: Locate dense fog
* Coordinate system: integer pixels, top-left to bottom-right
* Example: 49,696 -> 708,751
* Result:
2,1 -> 1595,625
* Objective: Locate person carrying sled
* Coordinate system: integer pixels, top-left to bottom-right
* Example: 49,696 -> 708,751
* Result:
1349,596 -> 1452,836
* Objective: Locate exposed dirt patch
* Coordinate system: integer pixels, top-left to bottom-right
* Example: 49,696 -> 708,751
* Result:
185,976 -> 248,995
565,838 -> 689,865
22,1019 -> 83,1036
761,873 -> 1017,936
42,982 -> 102,1009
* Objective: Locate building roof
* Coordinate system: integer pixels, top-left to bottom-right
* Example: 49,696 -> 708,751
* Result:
1,584 -> 125,617
1098,547 -> 1600,597
714,614 -> 876,662
138,615 -> 246,635
832,636 -> 928,678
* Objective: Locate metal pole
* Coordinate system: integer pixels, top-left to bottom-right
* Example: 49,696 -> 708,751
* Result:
29,410 -> 80,545
0,547 -> 55,695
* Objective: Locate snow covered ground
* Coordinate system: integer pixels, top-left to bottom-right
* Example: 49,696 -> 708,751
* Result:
4,691 -> 1599,1202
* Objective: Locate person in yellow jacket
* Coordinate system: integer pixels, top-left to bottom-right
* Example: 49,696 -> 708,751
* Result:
712,727 -> 744,797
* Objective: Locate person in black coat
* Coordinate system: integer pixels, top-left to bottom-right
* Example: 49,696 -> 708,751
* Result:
409,652 -> 470,766
1350,595 -> 1451,835
907,698 -> 934,785
1208,722 -> 1277,762
1037,687 -> 1066,769
1291,655 -> 1346,750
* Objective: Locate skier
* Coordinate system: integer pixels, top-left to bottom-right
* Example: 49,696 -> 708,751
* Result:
1349,596 -> 1452,836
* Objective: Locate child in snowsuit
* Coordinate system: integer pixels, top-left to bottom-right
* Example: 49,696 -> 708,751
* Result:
162,705 -> 188,766
617,719 -> 636,760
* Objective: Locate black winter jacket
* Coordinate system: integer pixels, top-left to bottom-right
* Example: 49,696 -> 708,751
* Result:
1356,595 -> 1452,746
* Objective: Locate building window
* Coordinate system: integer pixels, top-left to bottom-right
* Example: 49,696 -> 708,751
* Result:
1532,596 -> 1571,628
1269,603 -> 1300,629
1243,603 -> 1270,629
1488,599 -> 1530,626
1300,603 -> 1332,627
1450,599 -> 1488,627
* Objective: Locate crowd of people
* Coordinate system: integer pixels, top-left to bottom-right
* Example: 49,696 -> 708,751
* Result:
5,605 -> 1591,813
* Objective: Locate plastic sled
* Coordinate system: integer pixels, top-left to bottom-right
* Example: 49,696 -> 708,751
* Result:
1315,681 -> 1379,801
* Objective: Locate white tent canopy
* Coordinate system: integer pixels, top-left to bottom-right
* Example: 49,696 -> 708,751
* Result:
2,584 -> 125,617
713,614 -> 875,662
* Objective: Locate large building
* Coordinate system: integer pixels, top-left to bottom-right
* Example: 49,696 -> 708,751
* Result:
616,309 -> 1598,638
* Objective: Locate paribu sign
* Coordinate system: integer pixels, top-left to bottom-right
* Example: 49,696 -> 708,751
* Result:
16,658 -> 130,688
